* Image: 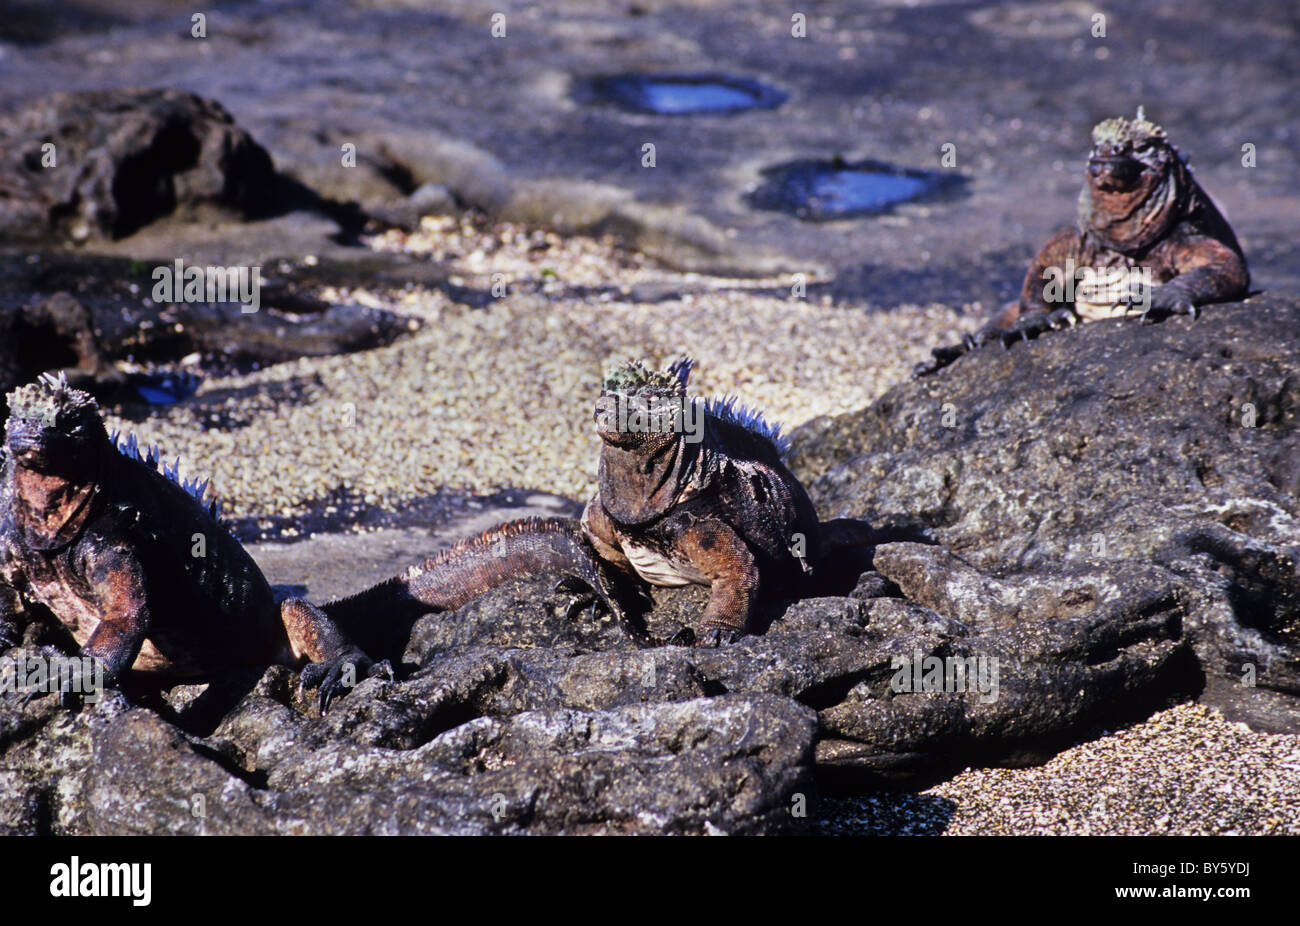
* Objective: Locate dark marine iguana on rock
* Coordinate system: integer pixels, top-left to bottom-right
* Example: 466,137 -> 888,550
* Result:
580,357 -> 890,645
322,358 -> 905,648
0,373 -> 382,711
915,108 -> 1249,376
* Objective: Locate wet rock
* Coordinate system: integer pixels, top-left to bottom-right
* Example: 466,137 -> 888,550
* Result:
789,295 -> 1300,731
0,290 -> 121,416
4,292 -> 111,381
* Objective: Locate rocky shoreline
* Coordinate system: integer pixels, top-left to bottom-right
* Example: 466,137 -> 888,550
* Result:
2,0 -> 1298,835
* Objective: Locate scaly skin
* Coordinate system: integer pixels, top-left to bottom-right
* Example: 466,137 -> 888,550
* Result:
915,108 -> 1249,377
0,373 -> 380,712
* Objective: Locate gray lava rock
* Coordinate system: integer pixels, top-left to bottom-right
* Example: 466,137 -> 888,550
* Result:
4,297 -> 1297,833
1,667 -> 816,835
789,295 -> 1300,732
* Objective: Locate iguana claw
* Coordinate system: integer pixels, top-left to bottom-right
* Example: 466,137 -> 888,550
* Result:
552,574 -> 623,623
300,648 -> 377,714
665,628 -> 696,647
694,627 -> 742,648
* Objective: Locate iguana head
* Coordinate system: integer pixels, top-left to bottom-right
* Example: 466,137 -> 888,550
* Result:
1079,107 -> 1190,252
593,357 -> 707,526
3,373 -> 108,550
594,357 -> 697,450
4,372 -> 107,476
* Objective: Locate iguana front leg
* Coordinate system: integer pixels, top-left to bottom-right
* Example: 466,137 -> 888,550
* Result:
280,598 -> 389,713
580,500 -> 635,576
679,520 -> 760,648
914,228 -> 1083,378
1130,236 -> 1249,322
963,227 -> 1085,349
37,551 -> 152,706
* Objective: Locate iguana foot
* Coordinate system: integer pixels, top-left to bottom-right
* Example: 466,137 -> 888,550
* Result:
693,626 -> 743,648
1128,284 -> 1198,324
912,343 -> 968,378
552,574 -> 623,623
1045,307 -> 1078,329
299,648 -> 386,713
997,308 -> 1073,347
1137,301 -> 1197,324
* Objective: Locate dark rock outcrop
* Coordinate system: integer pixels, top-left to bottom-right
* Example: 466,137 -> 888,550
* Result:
790,295 -> 1300,731
0,88 -> 280,244
0,254 -> 413,413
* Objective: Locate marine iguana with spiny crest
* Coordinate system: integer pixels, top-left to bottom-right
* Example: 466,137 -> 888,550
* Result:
318,358 -> 905,648
915,108 -> 1249,376
0,373 -> 382,711
581,357 -> 841,645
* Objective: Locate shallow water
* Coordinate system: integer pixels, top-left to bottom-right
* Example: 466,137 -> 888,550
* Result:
747,158 -> 964,220
587,74 -> 786,115
810,169 -> 933,213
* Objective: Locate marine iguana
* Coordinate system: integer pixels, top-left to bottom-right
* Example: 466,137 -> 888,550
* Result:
0,373 -> 381,711
581,357 -> 843,646
915,108 -> 1249,376
318,358 -> 898,649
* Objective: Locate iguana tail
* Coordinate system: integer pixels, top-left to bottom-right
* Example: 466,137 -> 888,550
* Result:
320,517 -> 622,649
